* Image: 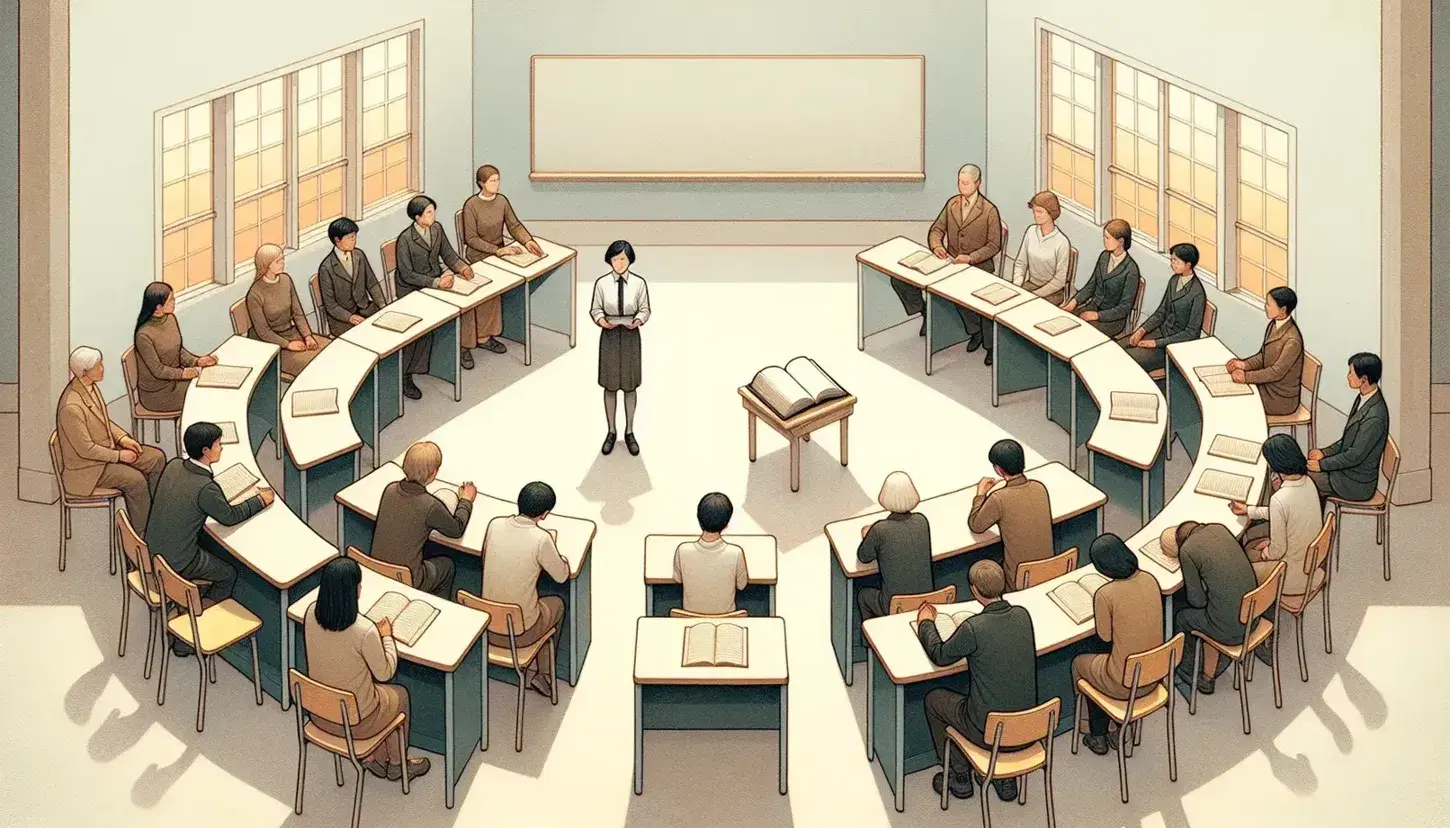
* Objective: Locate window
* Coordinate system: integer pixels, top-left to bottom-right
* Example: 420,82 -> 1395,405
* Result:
155,28 -> 421,294
1165,85 -> 1218,273
1235,115 -> 1290,299
1044,33 -> 1097,212
1109,64 -> 1159,244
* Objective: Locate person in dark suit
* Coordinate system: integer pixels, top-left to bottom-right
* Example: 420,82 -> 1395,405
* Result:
394,195 -> 478,399
316,217 -> 387,337
145,422 -> 274,655
1308,352 -> 1390,504
1225,286 -> 1305,416
1158,521 -> 1257,694
371,441 -> 474,600
856,471 -> 934,621
916,560 -> 1037,801
1120,242 -> 1207,372
1064,219 -> 1139,337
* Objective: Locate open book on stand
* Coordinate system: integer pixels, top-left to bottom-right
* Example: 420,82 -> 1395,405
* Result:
749,356 -> 848,419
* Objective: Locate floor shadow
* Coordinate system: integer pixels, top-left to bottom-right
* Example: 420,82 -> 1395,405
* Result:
577,451 -> 654,525
624,731 -> 794,828
64,658 -> 117,726
1309,696 -> 1354,754
132,745 -> 202,809
1264,741 -> 1318,796
470,681 -> 575,778
740,440 -> 871,552
1339,661 -> 1388,730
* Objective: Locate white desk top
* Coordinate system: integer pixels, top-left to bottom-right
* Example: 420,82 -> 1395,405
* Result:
280,338 -> 377,469
181,336 -> 338,589
422,269 -> 524,312
473,236 -> 578,281
335,462 -> 596,578
997,297 -> 1112,362
337,291 -> 459,359
927,267 -> 1037,318
825,462 -> 1106,578
855,236 -> 969,289
633,616 -> 788,686
642,534 -> 779,585
287,566 -> 488,673
1071,340 -> 1168,470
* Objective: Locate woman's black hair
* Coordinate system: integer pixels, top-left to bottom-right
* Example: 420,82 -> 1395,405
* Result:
406,195 -> 437,220
1261,433 -> 1309,476
315,558 -> 362,632
604,239 -> 636,265
134,282 -> 173,334
1088,533 -> 1140,580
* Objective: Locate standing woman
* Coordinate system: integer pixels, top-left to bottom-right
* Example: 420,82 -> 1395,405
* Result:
133,282 -> 217,412
589,240 -> 651,456
246,243 -> 331,376
1009,191 -> 1074,305
1063,219 -> 1139,337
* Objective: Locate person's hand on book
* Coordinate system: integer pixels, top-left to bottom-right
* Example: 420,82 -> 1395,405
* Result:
1227,500 -> 1248,515
916,602 -> 938,625
459,481 -> 477,502
257,487 -> 276,507
952,254 -> 972,265
459,263 -> 475,279
1226,357 -> 1246,372
183,367 -> 200,380
286,340 -> 306,352
932,247 -> 949,260
1080,310 -> 1099,321
597,317 -> 615,330
349,314 -> 365,326
524,240 -> 544,256
499,245 -> 524,256
627,318 -> 642,329
376,617 -> 394,639
197,355 -> 218,368
976,476 -> 998,497
437,273 -> 455,290
1231,368 -> 1247,383
304,335 -> 319,350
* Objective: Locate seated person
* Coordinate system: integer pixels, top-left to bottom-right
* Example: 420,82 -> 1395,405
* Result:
371,441 -> 473,600
246,244 -> 331,376
856,471 -> 933,621
482,481 -> 571,697
1063,219 -> 1139,336
1225,286 -> 1305,416
146,422 -> 273,655
460,163 -> 544,355
133,281 -> 217,412
1308,352 -> 1390,505
56,346 -> 166,530
1120,243 -> 1207,372
304,557 -> 430,782
1159,521 -> 1257,694
672,492 -> 748,615
916,560 -> 1037,802
395,194 -> 479,390
1009,191 -> 1073,305
968,439 -> 1053,588
1072,534 -> 1164,755
316,217 -> 387,337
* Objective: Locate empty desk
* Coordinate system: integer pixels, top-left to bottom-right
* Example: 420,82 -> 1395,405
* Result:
280,338 -> 378,525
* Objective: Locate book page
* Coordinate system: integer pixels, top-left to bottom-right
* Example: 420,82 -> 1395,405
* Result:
785,356 -> 846,404
932,612 -> 959,640
1195,365 -> 1254,397
1139,537 -> 1180,572
714,623 -> 749,668
1048,583 -> 1094,624
899,250 -> 930,268
392,600 -> 440,646
366,591 -> 409,625
500,249 -> 543,268
213,463 -> 259,504
449,278 -> 482,295
1195,469 -> 1254,501
971,283 -> 1018,305
1034,315 -> 1081,336
1208,434 -> 1262,464
197,365 -> 251,389
749,366 -> 812,418
216,421 -> 239,445
1109,391 -> 1160,424
291,388 -> 339,417
1078,572 -> 1109,596
374,311 -> 421,333
682,623 -> 717,667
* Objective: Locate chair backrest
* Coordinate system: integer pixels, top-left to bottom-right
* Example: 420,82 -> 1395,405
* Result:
1380,435 -> 1401,501
454,209 -> 465,255
1063,246 -> 1079,305
1300,512 -> 1335,604
379,240 -> 397,303
1121,632 -> 1185,690
1130,276 -> 1146,330
116,508 -> 160,604
457,590 -> 526,637
888,585 -> 957,615
1015,547 -> 1078,590
229,298 -> 250,337
1201,299 -> 1217,337
120,347 -> 142,412
47,431 -> 72,503
984,697 -> 1061,750
308,273 -> 324,330
1302,351 -> 1322,400
344,545 -> 411,587
1240,560 -> 1286,625
289,667 -> 362,727
153,553 -> 204,619
669,607 -> 748,619
996,219 -> 1009,275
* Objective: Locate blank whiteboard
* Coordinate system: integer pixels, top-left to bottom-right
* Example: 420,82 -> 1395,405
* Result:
529,55 -> 926,182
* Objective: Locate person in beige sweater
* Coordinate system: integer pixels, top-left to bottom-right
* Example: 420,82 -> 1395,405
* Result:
133,282 -> 217,412
482,481 -> 570,697
245,244 -> 331,376
303,557 -> 429,781
459,164 -> 542,357
968,440 -> 1054,587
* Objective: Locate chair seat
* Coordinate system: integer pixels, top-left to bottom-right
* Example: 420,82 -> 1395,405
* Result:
126,571 -> 162,606
947,728 -> 1047,778
281,372 -> 297,384
1076,680 -> 1169,723
1147,368 -> 1166,381
1279,592 -> 1308,614
1265,406 -> 1311,427
167,598 -> 263,654
66,487 -> 123,505
1194,618 -> 1273,660
303,713 -> 407,758
487,637 -> 551,670
1327,492 -> 1386,510
132,403 -> 182,419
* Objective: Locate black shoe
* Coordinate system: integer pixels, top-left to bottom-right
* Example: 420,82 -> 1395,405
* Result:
993,779 -> 1018,802
1255,643 -> 1275,668
602,432 -> 616,455
918,320 -> 926,336
402,377 -> 423,400
984,350 -> 994,366
481,337 -> 507,355
170,641 -> 193,659
932,771 -> 974,800
1082,733 -> 1110,756
1178,663 -> 1216,695
965,333 -> 983,353
460,348 -> 475,370
624,433 -> 640,456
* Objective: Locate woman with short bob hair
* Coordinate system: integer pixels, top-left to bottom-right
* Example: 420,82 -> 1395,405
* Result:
855,471 -> 934,622
1009,190 -> 1074,305
589,240 -> 652,456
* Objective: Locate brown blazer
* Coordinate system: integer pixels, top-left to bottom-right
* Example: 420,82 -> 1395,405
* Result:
928,194 -> 1002,274
968,474 -> 1054,584
55,377 -> 130,496
1083,570 -> 1165,698
1242,318 -> 1305,416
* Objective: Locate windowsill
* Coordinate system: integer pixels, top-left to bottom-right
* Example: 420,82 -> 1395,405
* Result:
1059,201 -> 1096,225
174,281 -> 229,309
361,190 -> 419,221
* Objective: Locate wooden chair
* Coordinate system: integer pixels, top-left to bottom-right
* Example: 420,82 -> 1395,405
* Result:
116,509 -> 165,680
49,430 -> 121,574
996,220 -> 1009,276
229,298 -> 250,337
1266,352 -> 1321,449
454,209 -> 466,259
154,555 -> 264,731
379,240 -> 397,303
1061,247 -> 1079,307
668,608 -> 747,619
1328,436 -> 1400,581
308,273 -> 326,336
457,590 -> 559,752
290,668 -> 411,828
120,346 -> 181,456
1188,561 -> 1285,734
345,546 -> 411,587
1280,514 -> 1336,682
1128,276 -> 1146,333
1015,547 -> 1079,590
1071,633 -> 1185,803
942,698 -> 1061,828
888,585 -> 957,615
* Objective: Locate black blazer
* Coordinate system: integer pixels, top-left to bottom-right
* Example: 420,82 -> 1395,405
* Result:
1138,275 -> 1207,345
394,223 -> 466,297
317,249 -> 386,334
1073,251 -> 1139,333
1319,390 -> 1391,501
144,458 -> 265,573
856,512 -> 934,602
918,600 -> 1039,738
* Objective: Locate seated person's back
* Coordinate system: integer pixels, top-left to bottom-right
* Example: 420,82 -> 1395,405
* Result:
856,471 -> 934,621
481,481 -> 570,696
372,442 -> 472,600
968,440 -> 1054,587
673,492 -> 748,615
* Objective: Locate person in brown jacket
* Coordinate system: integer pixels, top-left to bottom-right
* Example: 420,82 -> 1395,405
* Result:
246,244 -> 332,376
1225,286 -> 1305,416
1072,534 -> 1164,755
55,347 -> 166,529
968,439 -> 1054,587
132,282 -> 217,412
371,442 -> 475,600
459,164 -> 542,356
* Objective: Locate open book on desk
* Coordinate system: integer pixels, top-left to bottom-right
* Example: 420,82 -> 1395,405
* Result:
1138,536 -> 1180,572
682,622 -> 749,668
1208,434 -> 1262,464
373,311 -> 421,333
290,388 -> 339,417
1035,315 -> 1081,336
749,356 -> 847,419
1109,391 -> 1160,424
499,249 -> 543,268
425,480 -> 461,513
446,273 -> 491,295
197,365 -> 252,389
898,249 -> 950,276
1048,572 -> 1109,624
216,421 -> 239,445
1194,469 -> 1254,502
1193,365 -> 1255,397
971,282 -> 1019,306
366,591 -> 440,647
911,607 -> 979,640
213,462 -> 260,506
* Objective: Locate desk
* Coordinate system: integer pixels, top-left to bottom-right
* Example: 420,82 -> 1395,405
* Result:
825,462 -> 1105,685
422,269 -> 526,350
288,567 -> 487,810
1070,341 -> 1168,526
632,617 -> 789,795
643,534 -> 779,616
926,268 -> 1035,377
739,387 -> 855,493
856,237 -> 967,351
182,337 -> 336,710
993,297 -> 1110,412
280,339 -> 378,525
335,462 -> 597,686
337,291 -> 461,414
474,237 -> 578,366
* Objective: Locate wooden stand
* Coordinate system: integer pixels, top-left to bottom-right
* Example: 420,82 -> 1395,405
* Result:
738,387 -> 855,492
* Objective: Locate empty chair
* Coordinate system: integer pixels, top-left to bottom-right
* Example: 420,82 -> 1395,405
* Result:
1015,547 -> 1079,590
120,347 -> 181,456
116,509 -> 165,680
345,545 -> 412,587
888,585 -> 958,615
1188,561 -> 1285,734
290,668 -> 411,828
1328,436 -> 1400,581
669,607 -> 747,619
1279,514 -> 1336,682
1071,633 -> 1185,802
941,698 -> 1061,828
1266,352 -> 1322,449
457,590 -> 559,752
49,430 -> 121,574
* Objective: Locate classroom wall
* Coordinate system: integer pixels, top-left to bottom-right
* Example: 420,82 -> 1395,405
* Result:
1433,0 -> 1450,385
470,0 -> 987,221
986,0 -> 1383,413
69,0 -> 474,402
0,3 -> 18,386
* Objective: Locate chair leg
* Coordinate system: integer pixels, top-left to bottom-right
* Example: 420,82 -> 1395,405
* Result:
207,654 -> 218,684
143,609 -> 159,680
1332,506 -> 1341,572
1382,513 -> 1391,581
1116,722 -> 1130,803
1323,583 -> 1334,654
196,654 -> 209,731
550,641 -> 559,706
65,506 -> 72,538
157,629 -> 171,706
57,505 -> 67,572
939,748 -> 951,811
350,762 -> 365,828
1044,764 -> 1057,828
334,754 -> 345,786
118,577 -> 132,657
1166,705 -> 1179,783
514,673 -> 526,753
108,502 -> 118,576
1271,629 -> 1283,709
294,742 -> 308,814
1018,773 -> 1028,805
980,772 -> 993,828
1237,660 -> 1251,735
1189,641 -> 1202,716
1133,719 -> 1143,746
250,638 -> 263,705
1070,691 -> 1083,755
398,725 -> 411,795
1295,614 -> 1309,682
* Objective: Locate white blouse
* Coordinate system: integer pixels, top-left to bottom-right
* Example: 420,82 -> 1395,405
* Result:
589,270 -> 651,325
1246,475 -> 1322,595
1010,225 -> 1072,297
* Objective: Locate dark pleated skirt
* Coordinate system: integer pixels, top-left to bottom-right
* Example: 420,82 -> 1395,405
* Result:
598,325 -> 642,391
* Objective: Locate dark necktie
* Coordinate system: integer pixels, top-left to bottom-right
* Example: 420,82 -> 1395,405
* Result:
617,276 -> 626,321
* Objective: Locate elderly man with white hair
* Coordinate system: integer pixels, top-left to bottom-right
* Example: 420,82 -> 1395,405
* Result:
855,471 -> 935,621
55,346 -> 166,529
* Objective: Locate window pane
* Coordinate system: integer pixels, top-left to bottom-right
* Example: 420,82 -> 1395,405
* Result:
1074,109 -> 1094,151
1115,65 -> 1133,95
297,132 -> 319,171
1168,152 -> 1190,189
363,76 -> 385,109
1240,150 -> 1262,186
187,174 -> 210,214
1264,125 -> 1289,162
1051,98 -> 1072,136
1050,33 -> 1069,59
321,58 -> 342,89
1194,164 -> 1217,207
235,154 -> 259,194
388,35 -> 408,68
388,68 -> 408,102
1114,129 -> 1134,168
298,66 -> 318,100
1073,44 -> 1095,74
1193,129 -> 1215,164
163,148 -> 186,183
363,43 -> 385,77
1168,85 -> 1190,116
363,109 -> 385,146
188,138 -> 211,173
188,104 -> 211,139
1136,141 -> 1158,183
319,122 -> 343,162
297,99 -> 319,133
1137,72 -> 1156,102
387,100 -> 408,138
260,112 -> 284,147
1193,97 -> 1216,130
1239,185 -> 1263,226
259,78 -> 283,112
162,183 -> 186,226
234,121 -> 258,156
1114,94 -> 1133,128
1265,161 -> 1288,199
1051,65 -> 1071,96
1168,120 -> 1190,151
1073,74 -> 1094,107
260,145 -> 285,186
1266,197 -> 1289,239
234,88 -> 258,122
321,90 -> 342,123
1240,117 -> 1262,151
163,112 -> 185,149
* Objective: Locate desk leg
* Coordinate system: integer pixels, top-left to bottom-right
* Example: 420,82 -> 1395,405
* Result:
1069,374 -> 1078,472
789,438 -> 801,493
567,260 -> 577,348
524,275 -> 534,367
893,685 -> 905,813
769,584 -> 776,616
990,323 -> 1000,407
845,578 -> 855,686
275,365 -> 283,459
453,319 -> 462,402
445,673 -> 456,809
1141,469 -> 1151,525
1163,595 -> 1173,640
747,412 -> 757,461
1165,364 -> 1173,461
568,575 -> 583,686
481,654 -> 491,752
924,292 -> 933,375
336,503 -> 344,551
633,684 -> 644,794
857,263 -> 866,351
840,416 -> 849,466
279,587 -> 291,710
299,469 -> 309,526
866,650 -> 875,759
646,584 -> 654,616
372,366 -> 380,470
779,686 -> 789,795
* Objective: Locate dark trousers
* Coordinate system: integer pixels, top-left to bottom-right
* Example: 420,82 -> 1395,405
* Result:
416,556 -> 456,601
925,688 -> 1017,794
178,550 -> 237,605
401,332 -> 433,376
960,307 -> 991,346
890,277 -> 925,316
856,587 -> 889,622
